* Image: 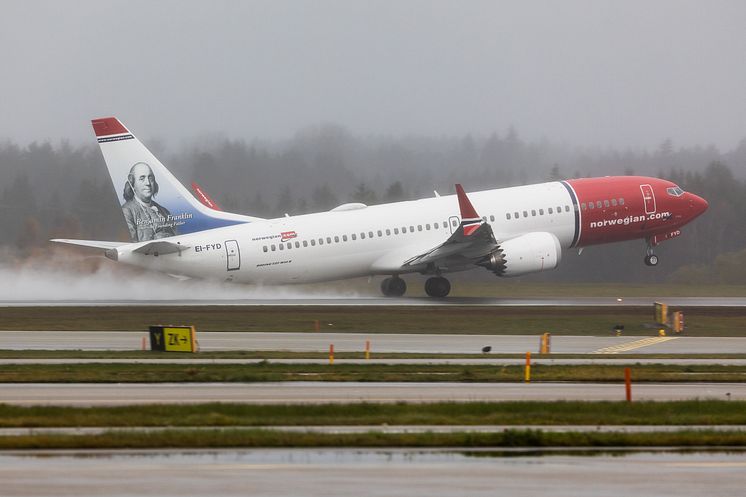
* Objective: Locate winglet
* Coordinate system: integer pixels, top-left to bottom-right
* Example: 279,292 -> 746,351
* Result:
455,184 -> 483,236
191,181 -> 222,211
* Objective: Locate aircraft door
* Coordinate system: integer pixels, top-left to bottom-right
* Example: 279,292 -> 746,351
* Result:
225,240 -> 240,271
448,216 -> 460,234
640,184 -> 656,214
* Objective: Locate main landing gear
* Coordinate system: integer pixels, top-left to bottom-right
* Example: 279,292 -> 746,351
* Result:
424,276 -> 451,298
380,275 -> 452,297
381,276 -> 407,297
644,242 -> 659,267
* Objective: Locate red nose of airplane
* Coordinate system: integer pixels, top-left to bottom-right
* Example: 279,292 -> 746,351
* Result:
689,193 -> 708,218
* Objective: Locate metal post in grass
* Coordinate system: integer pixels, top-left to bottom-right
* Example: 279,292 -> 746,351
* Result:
625,367 -> 632,402
525,352 -> 531,383
329,344 -> 334,365
365,340 -> 371,360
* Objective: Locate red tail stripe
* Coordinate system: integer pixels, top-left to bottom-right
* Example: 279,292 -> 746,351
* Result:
91,117 -> 128,137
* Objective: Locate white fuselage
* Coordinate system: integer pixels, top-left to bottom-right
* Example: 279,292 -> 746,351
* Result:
117,182 -> 576,284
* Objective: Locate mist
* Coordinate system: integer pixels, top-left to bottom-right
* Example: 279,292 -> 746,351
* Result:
1,0 -> 745,150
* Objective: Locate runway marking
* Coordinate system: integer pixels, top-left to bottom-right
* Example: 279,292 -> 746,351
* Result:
593,336 -> 678,354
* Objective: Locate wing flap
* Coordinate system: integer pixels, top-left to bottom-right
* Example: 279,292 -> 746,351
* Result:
132,240 -> 189,255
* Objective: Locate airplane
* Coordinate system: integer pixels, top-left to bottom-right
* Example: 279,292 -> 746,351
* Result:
51,117 -> 709,297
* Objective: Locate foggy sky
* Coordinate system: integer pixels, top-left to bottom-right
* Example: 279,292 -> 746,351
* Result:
2,0 -> 745,150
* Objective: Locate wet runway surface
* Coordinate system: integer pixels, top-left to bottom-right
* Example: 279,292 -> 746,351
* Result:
1,382 -> 742,406
2,296 -> 745,306
0,331 -> 743,355
2,449 -> 745,497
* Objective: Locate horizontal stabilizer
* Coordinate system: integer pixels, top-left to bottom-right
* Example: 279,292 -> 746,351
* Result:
133,241 -> 189,256
50,239 -> 125,250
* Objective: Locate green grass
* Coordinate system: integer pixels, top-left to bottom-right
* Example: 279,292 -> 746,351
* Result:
1,363 -> 746,383
2,400 -> 746,428
3,349 -> 746,360
0,305 -> 744,336
3,428 -> 746,450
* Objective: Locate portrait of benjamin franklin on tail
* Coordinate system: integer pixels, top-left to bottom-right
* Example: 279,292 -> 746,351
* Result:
121,162 -> 177,242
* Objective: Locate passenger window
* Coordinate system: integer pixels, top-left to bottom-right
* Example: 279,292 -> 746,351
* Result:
523,211 -> 528,217
531,210 -> 536,216
514,212 -> 519,218
334,236 -> 339,243
506,213 -> 511,220
557,206 -> 562,213
482,216 -> 487,222
433,223 -> 438,230
303,241 -> 308,247
369,231 -> 374,238
351,234 -> 357,240
548,208 -> 553,214
619,198 -> 625,205
325,237 -> 331,244
279,244 -> 284,250
295,241 -> 300,248
581,203 -> 586,210
394,228 -> 399,235
318,238 -> 324,245
287,243 -> 292,249
342,235 -> 348,242
589,202 -> 594,210
361,233 -> 366,239
490,215 -> 495,222
539,209 -> 544,215
565,205 -> 570,212
386,229 -> 391,235
411,226 -> 416,232
603,200 -> 610,208
451,220 -> 457,228
310,240 -> 316,246
611,199 -> 617,207
443,221 -> 448,228
596,201 -> 602,209
263,246 -> 268,253
425,224 -> 430,230
271,244 -> 276,251
417,225 -> 422,231
377,230 -> 382,237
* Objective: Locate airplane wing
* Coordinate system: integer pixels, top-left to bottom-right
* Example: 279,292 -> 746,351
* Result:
400,184 -> 499,270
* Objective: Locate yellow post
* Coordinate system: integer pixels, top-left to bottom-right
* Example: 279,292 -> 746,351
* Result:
365,340 -> 370,360
329,344 -> 334,365
524,351 -> 531,383
659,328 -> 666,337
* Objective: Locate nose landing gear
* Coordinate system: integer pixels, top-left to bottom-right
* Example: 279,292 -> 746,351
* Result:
644,241 -> 659,266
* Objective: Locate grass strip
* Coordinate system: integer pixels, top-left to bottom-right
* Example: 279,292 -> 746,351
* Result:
3,428 -> 746,450
0,305 -> 744,336
1,363 -> 746,383
2,401 -> 746,428
3,350 -> 746,360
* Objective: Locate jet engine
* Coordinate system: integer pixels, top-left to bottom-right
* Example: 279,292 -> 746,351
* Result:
480,232 -> 562,277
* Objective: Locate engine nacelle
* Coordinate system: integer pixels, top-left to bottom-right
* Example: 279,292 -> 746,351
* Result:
481,232 -> 562,277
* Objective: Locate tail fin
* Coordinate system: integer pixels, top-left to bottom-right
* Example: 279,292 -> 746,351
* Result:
92,117 -> 262,242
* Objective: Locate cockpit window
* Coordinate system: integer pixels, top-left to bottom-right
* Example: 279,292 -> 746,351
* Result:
667,186 -> 685,197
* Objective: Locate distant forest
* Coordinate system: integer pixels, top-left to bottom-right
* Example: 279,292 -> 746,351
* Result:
1,125 -> 745,284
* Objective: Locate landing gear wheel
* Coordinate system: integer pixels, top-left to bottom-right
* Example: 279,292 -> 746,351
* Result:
644,254 -> 659,266
381,277 -> 407,297
424,276 -> 451,298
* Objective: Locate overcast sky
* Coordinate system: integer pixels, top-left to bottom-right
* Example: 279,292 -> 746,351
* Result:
2,0 -> 745,150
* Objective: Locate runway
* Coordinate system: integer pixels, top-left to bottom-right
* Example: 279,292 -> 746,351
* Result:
3,449 -> 745,497
0,331 -> 743,354
1,382 -> 742,406
1,297 -> 745,306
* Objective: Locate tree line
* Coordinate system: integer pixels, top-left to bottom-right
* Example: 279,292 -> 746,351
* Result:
1,126 -> 745,283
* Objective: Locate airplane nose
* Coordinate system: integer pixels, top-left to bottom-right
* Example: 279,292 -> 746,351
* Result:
689,194 -> 708,217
